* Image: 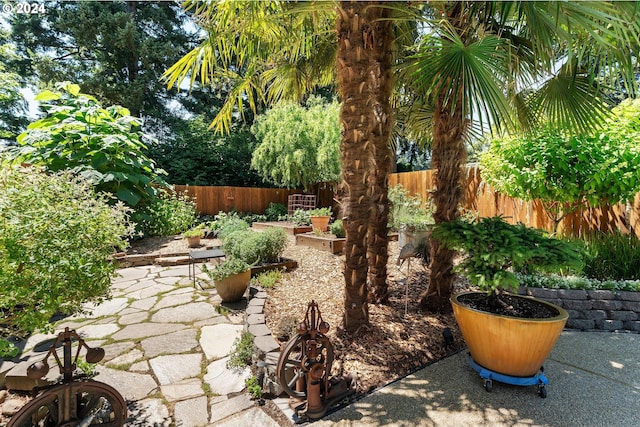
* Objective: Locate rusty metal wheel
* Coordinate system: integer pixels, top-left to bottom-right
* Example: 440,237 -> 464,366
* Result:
276,333 -> 334,399
8,380 -> 126,427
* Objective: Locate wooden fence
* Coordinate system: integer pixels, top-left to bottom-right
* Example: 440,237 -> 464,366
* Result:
174,165 -> 640,237
173,184 -> 334,216
389,166 -> 640,238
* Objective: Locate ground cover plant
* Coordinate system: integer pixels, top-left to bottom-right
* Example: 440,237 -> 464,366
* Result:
0,166 -> 132,357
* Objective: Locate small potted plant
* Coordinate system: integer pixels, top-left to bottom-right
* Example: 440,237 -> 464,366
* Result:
308,207 -> 332,233
205,258 -> 251,302
183,224 -> 205,248
432,215 -> 582,392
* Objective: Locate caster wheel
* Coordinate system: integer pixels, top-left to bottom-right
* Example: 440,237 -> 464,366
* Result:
484,379 -> 492,392
538,385 -> 547,398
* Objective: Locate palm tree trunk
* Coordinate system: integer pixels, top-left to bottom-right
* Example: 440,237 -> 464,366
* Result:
337,1 -> 395,329
365,5 -> 394,304
337,1 -> 372,331
419,88 -> 468,313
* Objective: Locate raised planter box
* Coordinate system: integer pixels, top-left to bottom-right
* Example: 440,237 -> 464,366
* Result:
296,232 -> 346,254
250,258 -> 299,276
251,221 -> 313,235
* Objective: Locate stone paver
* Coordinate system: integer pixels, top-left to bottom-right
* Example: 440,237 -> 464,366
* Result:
200,324 -> 243,360
95,366 -> 157,401
154,292 -> 195,310
83,298 -> 129,317
106,349 -> 144,367
150,353 -> 202,385
208,393 -> 253,424
209,407 -> 281,427
141,329 -> 198,358
118,311 -> 149,325
161,378 -> 204,402
111,322 -> 185,341
174,396 -> 209,427
76,323 -> 120,339
128,398 -> 171,427
203,357 -> 251,395
151,301 -> 217,323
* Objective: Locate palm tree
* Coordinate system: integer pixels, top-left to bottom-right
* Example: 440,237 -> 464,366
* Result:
165,1 -> 640,324
164,0 -> 408,331
400,1 -> 640,312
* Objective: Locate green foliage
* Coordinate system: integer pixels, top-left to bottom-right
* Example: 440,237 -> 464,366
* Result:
308,207 -> 332,217
251,97 -> 341,191
10,82 -> 168,207
251,269 -> 283,289
226,331 -> 254,371
210,212 -> 250,240
245,375 -> 263,399
183,223 -> 205,238
222,228 -> 287,265
0,166 -> 132,348
517,273 -> 640,292
132,191 -> 197,237
146,117 -> 267,186
289,209 -> 311,226
481,102 -> 640,231
432,216 -> 583,294
0,43 -> 27,145
388,184 -> 433,232
205,258 -> 250,281
330,220 -> 346,238
264,203 -> 288,221
580,231 -> 640,281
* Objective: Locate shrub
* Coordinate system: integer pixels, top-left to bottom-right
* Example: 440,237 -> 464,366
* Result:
580,231 -> 640,281
330,220 -> 346,238
10,82 -> 168,207
211,211 -> 250,240
289,209 -> 310,226
226,331 -> 254,370
0,166 -> 132,356
222,228 -> 287,265
132,191 -> 197,237
205,258 -> 250,281
264,203 -> 287,221
251,269 -> 283,289
388,184 -> 433,232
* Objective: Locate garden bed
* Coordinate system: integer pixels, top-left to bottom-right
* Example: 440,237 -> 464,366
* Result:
295,232 -> 346,254
251,221 -> 312,235
250,258 -> 298,276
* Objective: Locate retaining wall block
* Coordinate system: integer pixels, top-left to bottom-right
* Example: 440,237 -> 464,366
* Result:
527,288 -> 558,299
557,289 -> 588,300
600,319 -> 624,331
563,300 -> 594,310
621,301 -> 640,311
608,310 -> 638,321
622,321 -> 640,332
584,310 -> 607,321
587,290 -> 616,300
591,300 -> 623,311
618,291 -> 640,302
566,318 -> 595,330
565,309 -> 584,319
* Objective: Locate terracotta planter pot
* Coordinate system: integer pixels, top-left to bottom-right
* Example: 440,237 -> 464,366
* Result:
310,216 -> 331,232
451,291 -> 568,377
214,270 -> 251,302
186,236 -> 201,248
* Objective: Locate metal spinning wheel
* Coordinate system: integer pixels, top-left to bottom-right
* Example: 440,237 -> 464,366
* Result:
276,301 -> 352,420
8,328 -> 126,427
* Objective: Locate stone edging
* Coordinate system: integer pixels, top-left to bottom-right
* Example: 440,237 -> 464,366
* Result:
519,287 -> 640,332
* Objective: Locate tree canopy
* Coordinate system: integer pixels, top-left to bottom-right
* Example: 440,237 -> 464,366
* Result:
251,97 -> 341,192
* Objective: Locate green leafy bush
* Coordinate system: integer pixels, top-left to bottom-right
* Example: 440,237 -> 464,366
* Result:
264,203 -> 287,221
516,273 -> 640,292
222,228 -> 287,265
226,331 -> 254,370
432,216 -> 583,294
289,209 -> 310,226
251,269 -> 283,289
580,231 -> 640,281
388,184 -> 433,232
132,191 -> 197,237
330,220 -> 346,238
0,166 -> 132,356
245,375 -> 263,399
10,82 -> 168,207
205,258 -> 250,281
211,211 -> 250,240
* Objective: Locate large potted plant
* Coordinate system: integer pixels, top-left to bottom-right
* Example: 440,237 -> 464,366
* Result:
432,216 -> 582,393
204,258 -> 251,302
308,207 -> 332,233
183,223 -> 205,248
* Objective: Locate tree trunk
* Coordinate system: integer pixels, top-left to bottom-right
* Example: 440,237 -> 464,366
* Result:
420,2 -> 470,313
419,91 -> 467,312
338,1 -> 393,331
365,5 -> 394,304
